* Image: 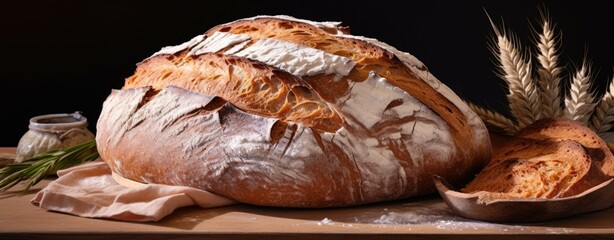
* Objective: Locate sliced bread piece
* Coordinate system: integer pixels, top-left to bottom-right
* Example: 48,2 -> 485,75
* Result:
462,118 -> 613,202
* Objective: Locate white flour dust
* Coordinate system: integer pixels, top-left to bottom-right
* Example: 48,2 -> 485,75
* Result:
318,218 -> 334,226
314,198 -> 575,234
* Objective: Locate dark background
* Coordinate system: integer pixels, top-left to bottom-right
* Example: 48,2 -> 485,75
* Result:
1,0 -> 613,146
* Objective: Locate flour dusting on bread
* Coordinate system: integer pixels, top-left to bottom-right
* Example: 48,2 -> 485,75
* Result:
96,15 -> 492,207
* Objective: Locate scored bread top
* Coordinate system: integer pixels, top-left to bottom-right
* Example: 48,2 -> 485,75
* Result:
125,15 -> 488,161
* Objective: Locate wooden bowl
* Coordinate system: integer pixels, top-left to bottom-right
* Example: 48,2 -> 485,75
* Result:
433,175 -> 614,223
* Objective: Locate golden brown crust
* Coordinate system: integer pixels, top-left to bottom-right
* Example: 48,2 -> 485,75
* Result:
206,17 -> 475,160
97,16 -> 492,207
515,118 -> 614,176
125,53 -> 343,132
127,17 -> 475,150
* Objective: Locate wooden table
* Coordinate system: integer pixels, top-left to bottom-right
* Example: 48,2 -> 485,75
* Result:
2,147 -> 614,240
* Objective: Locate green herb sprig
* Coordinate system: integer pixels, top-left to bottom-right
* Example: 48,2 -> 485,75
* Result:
0,139 -> 99,193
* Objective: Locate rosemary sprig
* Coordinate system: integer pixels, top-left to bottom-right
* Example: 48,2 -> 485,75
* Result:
0,139 -> 99,193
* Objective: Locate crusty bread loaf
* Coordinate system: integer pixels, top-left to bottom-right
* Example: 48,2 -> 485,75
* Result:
462,118 -> 613,202
96,15 -> 491,207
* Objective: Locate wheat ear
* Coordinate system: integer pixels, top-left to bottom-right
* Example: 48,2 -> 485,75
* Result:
487,15 -> 541,129
467,102 -> 517,135
534,15 -> 563,118
564,61 -> 596,125
590,75 -> 614,133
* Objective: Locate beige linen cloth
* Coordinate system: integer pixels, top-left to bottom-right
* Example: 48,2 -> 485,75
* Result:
31,160 -> 236,222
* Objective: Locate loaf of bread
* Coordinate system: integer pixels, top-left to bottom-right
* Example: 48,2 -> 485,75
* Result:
96,15 -> 491,207
462,118 -> 614,202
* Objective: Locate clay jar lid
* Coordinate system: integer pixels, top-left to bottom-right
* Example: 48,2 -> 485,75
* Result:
28,112 -> 89,131
16,111 -> 95,162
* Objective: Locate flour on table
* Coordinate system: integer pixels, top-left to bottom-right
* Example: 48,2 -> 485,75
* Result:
318,218 -> 334,226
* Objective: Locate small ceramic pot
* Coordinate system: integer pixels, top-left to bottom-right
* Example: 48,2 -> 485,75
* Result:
15,112 -> 95,162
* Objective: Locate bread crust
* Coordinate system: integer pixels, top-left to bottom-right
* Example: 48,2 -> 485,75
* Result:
462,118 -> 614,201
97,15 -> 491,207
515,118 -> 614,176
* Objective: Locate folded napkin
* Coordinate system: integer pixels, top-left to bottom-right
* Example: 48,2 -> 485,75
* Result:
31,160 -> 236,222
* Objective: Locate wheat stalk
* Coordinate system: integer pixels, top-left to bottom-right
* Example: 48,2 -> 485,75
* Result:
590,75 -> 614,133
564,61 -> 596,125
488,19 -> 542,129
467,102 -> 517,135
534,16 -> 563,118
468,9 -> 614,146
